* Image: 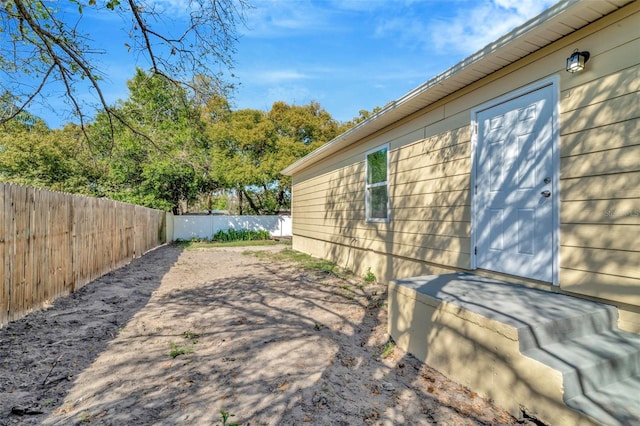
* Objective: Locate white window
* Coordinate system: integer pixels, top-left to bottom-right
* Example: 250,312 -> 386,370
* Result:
365,145 -> 389,221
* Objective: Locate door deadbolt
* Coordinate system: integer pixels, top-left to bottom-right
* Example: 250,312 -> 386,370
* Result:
544,177 -> 551,184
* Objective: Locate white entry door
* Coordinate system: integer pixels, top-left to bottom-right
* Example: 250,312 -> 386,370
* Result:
475,84 -> 556,283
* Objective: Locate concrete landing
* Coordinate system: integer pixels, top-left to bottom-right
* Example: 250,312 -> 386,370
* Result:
388,273 -> 640,426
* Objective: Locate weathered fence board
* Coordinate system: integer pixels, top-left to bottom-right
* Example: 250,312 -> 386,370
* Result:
0,183 -> 166,326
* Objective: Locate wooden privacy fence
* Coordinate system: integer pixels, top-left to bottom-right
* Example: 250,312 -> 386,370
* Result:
0,183 -> 167,326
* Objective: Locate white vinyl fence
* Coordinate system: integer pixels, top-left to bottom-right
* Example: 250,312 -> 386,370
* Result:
172,215 -> 292,241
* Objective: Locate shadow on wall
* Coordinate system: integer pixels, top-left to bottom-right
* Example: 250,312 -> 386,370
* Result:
320,123 -> 472,283
558,65 -> 639,306
314,65 -> 640,304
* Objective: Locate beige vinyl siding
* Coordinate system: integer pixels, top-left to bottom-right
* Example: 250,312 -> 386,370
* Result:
557,81 -> 639,300
292,123 -> 473,273
290,3 -> 640,309
554,7 -> 640,304
560,172 -> 640,200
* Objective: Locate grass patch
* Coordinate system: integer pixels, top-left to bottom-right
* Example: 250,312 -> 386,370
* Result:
169,341 -> 194,358
168,330 -> 202,358
380,340 -> 395,359
363,267 -> 376,283
246,248 -> 339,274
177,239 -> 286,250
219,409 -> 240,426
182,330 -> 200,344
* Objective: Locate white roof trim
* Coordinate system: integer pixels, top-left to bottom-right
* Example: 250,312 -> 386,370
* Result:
282,0 -> 634,176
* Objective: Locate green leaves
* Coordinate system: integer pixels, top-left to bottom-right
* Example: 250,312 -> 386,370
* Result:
105,1 -> 120,11
0,118 -> 101,195
204,100 -> 343,214
1,66 -> 373,215
87,70 -> 207,213
367,148 -> 387,185
212,229 -> 270,242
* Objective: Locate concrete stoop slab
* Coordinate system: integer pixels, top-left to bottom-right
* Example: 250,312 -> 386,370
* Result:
388,273 -> 640,426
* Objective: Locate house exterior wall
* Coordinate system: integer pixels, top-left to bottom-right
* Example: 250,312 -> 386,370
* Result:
290,3 -> 640,331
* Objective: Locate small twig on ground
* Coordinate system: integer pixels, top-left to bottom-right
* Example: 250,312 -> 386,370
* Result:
42,355 -> 63,387
46,339 -> 76,347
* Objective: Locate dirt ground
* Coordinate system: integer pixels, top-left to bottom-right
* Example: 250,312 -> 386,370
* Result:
0,243 -> 525,425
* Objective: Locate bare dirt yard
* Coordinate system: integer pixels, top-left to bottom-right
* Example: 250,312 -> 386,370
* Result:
0,243 -> 525,425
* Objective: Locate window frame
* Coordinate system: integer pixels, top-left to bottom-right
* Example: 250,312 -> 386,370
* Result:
365,144 -> 390,222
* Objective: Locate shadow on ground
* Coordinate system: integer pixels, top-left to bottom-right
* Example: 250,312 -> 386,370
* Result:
14,246 -> 518,425
0,244 -> 183,426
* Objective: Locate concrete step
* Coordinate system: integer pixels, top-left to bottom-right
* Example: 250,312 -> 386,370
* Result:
522,329 -> 640,400
517,303 -> 618,352
565,375 -> 640,426
390,273 -> 640,425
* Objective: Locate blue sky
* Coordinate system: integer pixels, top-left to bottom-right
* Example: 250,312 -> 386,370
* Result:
26,0 -> 557,127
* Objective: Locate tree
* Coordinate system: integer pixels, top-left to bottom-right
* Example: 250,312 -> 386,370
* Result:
0,0 -> 247,140
341,106 -> 384,129
0,115 -> 101,193
206,101 -> 343,214
268,101 -> 341,147
90,69 -> 211,213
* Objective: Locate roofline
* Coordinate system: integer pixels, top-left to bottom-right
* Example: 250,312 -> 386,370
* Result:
281,0 -> 633,176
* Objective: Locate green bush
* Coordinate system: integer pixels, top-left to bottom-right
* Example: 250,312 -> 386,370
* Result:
212,228 -> 271,242
363,267 -> 376,283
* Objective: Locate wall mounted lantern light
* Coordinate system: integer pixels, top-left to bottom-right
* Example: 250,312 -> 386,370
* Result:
566,49 -> 590,73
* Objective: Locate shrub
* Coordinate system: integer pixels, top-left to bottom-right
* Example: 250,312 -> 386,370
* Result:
363,267 -> 376,283
212,228 -> 271,242
169,341 -> 193,358
380,340 -> 395,359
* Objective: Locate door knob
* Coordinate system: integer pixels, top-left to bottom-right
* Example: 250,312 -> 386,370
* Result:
541,190 -> 551,198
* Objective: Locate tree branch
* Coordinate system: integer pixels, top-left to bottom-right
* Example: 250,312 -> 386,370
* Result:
1,0 -> 248,153
2,64 -> 55,123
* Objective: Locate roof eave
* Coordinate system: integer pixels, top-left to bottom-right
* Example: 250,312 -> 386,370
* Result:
282,0 -> 632,176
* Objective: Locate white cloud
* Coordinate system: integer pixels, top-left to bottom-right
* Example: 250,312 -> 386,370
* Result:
494,0 -> 552,16
430,0 -> 557,54
145,0 -> 195,18
241,0 -> 341,37
267,84 -> 313,102
255,70 -> 310,84
372,0 -> 556,56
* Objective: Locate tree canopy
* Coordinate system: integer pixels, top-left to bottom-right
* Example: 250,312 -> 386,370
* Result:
206,99 -> 346,214
0,117 -> 99,194
0,1 -> 387,215
1,68 -> 369,214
